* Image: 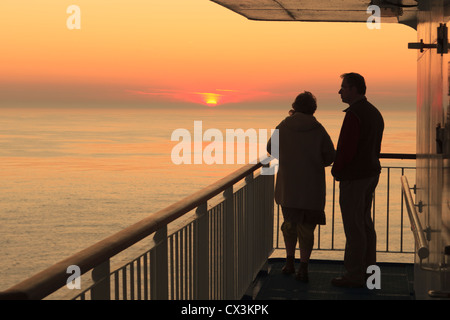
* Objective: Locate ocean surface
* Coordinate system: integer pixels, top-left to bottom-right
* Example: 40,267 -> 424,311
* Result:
0,106 -> 416,291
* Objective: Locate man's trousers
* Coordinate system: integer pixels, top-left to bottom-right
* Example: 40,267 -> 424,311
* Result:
339,175 -> 380,284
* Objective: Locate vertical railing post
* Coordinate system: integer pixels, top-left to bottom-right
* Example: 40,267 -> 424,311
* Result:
332,176 -> 336,250
194,202 -> 209,299
91,259 -> 111,300
245,173 -> 255,279
386,167 -> 391,252
150,226 -> 168,300
262,164 -> 275,255
223,186 -> 235,300
401,167 -> 405,253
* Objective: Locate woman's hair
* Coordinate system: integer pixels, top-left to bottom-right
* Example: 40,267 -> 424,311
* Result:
292,91 -> 317,115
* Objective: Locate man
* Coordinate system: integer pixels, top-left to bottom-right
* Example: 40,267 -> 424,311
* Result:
331,73 -> 384,288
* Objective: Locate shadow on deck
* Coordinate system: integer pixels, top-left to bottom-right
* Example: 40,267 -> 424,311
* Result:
247,258 -> 415,300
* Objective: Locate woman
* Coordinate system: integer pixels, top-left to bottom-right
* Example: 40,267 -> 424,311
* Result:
267,91 -> 335,282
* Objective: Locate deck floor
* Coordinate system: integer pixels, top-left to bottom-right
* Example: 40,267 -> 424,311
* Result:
249,258 -> 415,300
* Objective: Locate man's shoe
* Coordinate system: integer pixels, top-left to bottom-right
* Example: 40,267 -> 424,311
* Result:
331,276 -> 364,288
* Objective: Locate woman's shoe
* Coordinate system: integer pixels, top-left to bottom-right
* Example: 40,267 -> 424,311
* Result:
282,256 -> 295,275
295,262 -> 309,282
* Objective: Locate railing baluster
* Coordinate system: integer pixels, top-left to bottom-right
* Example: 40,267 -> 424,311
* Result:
400,168 -> 405,253
137,257 -> 142,300
169,235 -> 174,299
184,227 -> 188,299
150,226 -> 168,300
195,203 -> 209,299
386,167 -> 391,252
177,228 -> 185,300
224,186 -> 235,299
122,267 -> 127,300
143,253 -> 148,300
276,204 -> 280,249
174,233 -> 179,300
90,259 -> 110,300
130,262 -> 134,300
245,174 -> 254,285
332,177 -> 336,250
114,271 -> 119,300
186,224 -> 191,299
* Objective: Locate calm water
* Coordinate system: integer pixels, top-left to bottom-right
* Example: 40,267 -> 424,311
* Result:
0,106 -> 416,290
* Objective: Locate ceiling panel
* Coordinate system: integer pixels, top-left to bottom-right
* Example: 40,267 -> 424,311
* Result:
210,0 -> 418,25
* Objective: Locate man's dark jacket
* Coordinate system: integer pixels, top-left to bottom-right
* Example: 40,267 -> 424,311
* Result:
331,97 -> 384,181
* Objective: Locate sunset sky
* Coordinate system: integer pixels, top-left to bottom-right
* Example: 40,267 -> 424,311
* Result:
0,0 -> 418,110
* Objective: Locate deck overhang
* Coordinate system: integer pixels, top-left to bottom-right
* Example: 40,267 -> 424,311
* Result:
210,0 -> 420,29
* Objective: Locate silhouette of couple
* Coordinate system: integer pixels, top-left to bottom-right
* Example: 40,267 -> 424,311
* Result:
267,72 -> 384,287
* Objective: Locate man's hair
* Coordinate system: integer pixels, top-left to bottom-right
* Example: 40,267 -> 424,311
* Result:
292,91 -> 317,115
341,72 -> 366,95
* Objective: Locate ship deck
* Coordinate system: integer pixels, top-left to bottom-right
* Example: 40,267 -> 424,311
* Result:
247,258 -> 415,300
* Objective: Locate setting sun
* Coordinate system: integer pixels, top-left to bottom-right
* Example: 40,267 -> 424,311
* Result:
202,92 -> 221,106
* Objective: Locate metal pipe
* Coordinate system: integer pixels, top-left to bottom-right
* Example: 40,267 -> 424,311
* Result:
401,176 -> 429,260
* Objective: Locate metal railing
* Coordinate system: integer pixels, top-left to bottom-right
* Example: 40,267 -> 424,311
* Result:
401,175 -> 429,260
274,154 -> 417,257
0,160 -> 274,300
0,153 -> 416,300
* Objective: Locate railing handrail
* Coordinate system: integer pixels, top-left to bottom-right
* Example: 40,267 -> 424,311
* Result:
0,159 -> 268,300
401,175 -> 429,259
380,153 -> 416,159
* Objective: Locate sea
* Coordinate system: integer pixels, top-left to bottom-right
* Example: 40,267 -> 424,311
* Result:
0,105 -> 417,292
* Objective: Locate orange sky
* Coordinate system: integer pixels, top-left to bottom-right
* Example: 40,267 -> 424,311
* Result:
0,0 -> 418,110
